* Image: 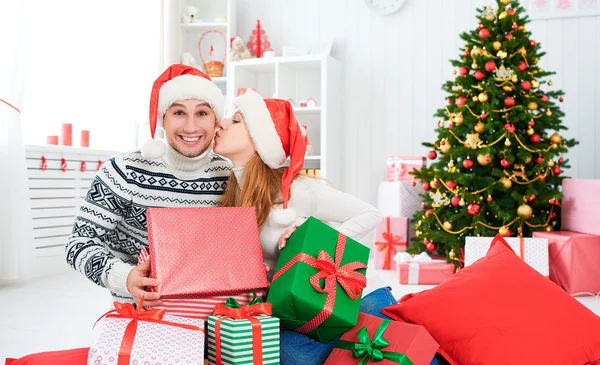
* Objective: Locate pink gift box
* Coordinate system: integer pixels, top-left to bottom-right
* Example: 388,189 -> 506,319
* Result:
562,179 -> 600,236
385,156 -> 426,181
532,231 -> 600,295
395,252 -> 455,285
374,217 -> 408,270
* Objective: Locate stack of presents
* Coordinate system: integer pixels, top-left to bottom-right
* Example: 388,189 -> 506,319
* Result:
78,161 -> 600,364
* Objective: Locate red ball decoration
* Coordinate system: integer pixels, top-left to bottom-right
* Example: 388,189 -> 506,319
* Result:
467,203 -> 481,216
426,242 -> 437,253
505,33 -> 514,40
505,229 -> 514,237
486,155 -> 492,162
500,158 -> 511,168
431,180 -> 440,189
528,194 -> 536,202
559,97 -> 564,102
487,195 -> 493,203
553,166 -> 562,175
536,156 -> 545,164
451,195 -> 461,207
446,180 -> 457,190
530,134 -> 541,144
421,203 -> 427,209
481,113 -> 488,119
504,123 -> 516,133
541,95 -> 549,102
459,67 -> 469,76
504,96 -> 516,108
551,212 -> 557,220
448,123 -> 454,129
521,80 -> 531,91
529,120 -> 535,127
539,173 -> 546,181
530,40 -> 537,47
512,23 -> 518,30
422,182 -> 431,191
428,150 -> 438,160
479,28 -> 491,39
463,159 -> 474,169
517,61 -> 527,72
559,157 -> 564,164
456,96 -> 468,108
549,198 -> 556,205
411,180 -> 416,186
474,70 -> 486,81
464,50 -> 470,57
485,61 -> 496,72
508,9 -> 516,15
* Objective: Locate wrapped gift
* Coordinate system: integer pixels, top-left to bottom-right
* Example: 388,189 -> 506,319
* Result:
207,296 -> 279,365
532,231 -> 600,295
267,216 -> 370,344
89,299 -> 204,365
146,207 -> 269,298
394,252 -> 455,285
465,236 -> 549,276
562,179 -> 600,236
324,313 -> 438,365
138,248 -> 265,320
385,156 -> 426,181
374,217 -> 408,270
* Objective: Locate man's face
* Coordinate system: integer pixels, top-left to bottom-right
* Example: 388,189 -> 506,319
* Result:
162,99 -> 216,158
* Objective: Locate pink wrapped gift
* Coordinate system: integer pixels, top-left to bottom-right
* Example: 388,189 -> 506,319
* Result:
562,179 -> 600,235
385,156 -> 426,181
394,252 -> 455,285
532,231 -> 600,295
374,217 -> 408,270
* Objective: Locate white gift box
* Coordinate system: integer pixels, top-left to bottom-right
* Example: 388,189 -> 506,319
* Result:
377,181 -> 424,218
88,313 -> 205,365
465,236 -> 549,277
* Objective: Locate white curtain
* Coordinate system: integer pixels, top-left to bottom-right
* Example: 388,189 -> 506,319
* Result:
0,1 -> 31,282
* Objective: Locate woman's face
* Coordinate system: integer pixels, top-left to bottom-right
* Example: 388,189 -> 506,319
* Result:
213,110 -> 256,165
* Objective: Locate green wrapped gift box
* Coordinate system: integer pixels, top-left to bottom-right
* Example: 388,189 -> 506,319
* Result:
267,217 -> 370,343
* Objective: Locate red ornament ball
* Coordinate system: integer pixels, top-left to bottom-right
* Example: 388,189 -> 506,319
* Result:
448,123 -> 454,129
512,23 -> 518,30
551,212 -> 557,220
521,80 -> 531,91
559,97 -> 564,102
541,95 -> 549,102
485,61 -> 496,72
486,155 -> 492,162
536,156 -> 545,164
411,180 -> 416,186
421,203 -> 427,209
431,180 -> 440,189
530,134 -> 541,144
422,182 -> 431,191
500,158 -> 511,168
504,123 -> 516,133
456,96 -> 468,108
528,194 -> 537,202
467,203 -> 481,216
553,166 -> 562,175
508,9 -> 516,15
479,28 -> 491,39
464,50 -> 470,57
481,113 -> 488,119
549,198 -> 556,205
504,96 -> 516,108
446,180 -> 457,190
451,195 -> 461,206
529,120 -> 535,127
474,70 -> 486,81
463,159 -> 474,169
428,150 -> 438,160
539,173 -> 546,181
530,40 -> 537,47
517,61 -> 527,72
487,195 -> 493,203
505,33 -> 514,40
505,229 -> 514,237
559,157 -> 564,164
459,67 -> 469,76
426,242 -> 437,253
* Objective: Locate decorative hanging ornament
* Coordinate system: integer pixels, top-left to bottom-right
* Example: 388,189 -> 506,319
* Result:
247,20 -> 272,58
443,221 -> 453,231
467,203 -> 481,216
61,158 -> 67,172
463,158 -> 474,169
41,155 -> 47,171
517,204 -> 533,219
80,160 -> 86,172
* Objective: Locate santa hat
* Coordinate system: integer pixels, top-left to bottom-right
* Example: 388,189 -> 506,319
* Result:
235,91 -> 307,226
142,64 -> 224,159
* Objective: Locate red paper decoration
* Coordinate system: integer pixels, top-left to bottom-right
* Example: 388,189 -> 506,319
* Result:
80,161 -> 86,172
61,158 -> 67,172
247,20 -> 271,58
41,155 -> 47,171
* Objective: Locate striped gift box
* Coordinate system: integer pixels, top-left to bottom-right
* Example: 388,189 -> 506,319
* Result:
138,247 -> 264,320
207,315 -> 280,365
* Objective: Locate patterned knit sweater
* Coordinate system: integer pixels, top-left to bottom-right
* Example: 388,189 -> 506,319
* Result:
65,143 -> 231,302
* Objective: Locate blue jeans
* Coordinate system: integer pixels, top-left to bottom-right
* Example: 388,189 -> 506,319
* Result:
280,287 -> 445,365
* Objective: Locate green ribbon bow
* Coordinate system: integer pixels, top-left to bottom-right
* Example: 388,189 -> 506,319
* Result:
335,319 -> 413,365
223,291 -> 263,309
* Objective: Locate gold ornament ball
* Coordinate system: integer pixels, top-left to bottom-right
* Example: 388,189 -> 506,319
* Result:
453,69 -> 457,75
500,177 -> 512,189
493,41 -> 502,51
505,138 -> 512,147
499,11 -> 508,19
517,204 -> 533,219
527,127 -> 535,136
455,115 -> 464,124
548,80 -> 553,86
545,225 -> 553,232
478,93 -> 489,103
525,156 -> 532,164
472,63 -> 479,70
499,226 -> 509,236
449,249 -> 456,259
441,143 -> 452,154
528,101 -> 539,111
533,58 -> 539,65
459,198 -> 466,207
546,109 -> 553,116
473,95 -> 480,102
486,14 -> 496,21
503,85 -> 514,92
474,122 -> 485,133
519,25 -> 526,31
472,47 -> 481,56
511,75 -> 518,83
498,51 -> 508,59
550,133 -> 562,144
539,68 -> 545,73
532,80 -> 540,88
477,154 -> 491,166
548,160 -> 555,167
501,0 -> 510,5
443,221 -> 453,231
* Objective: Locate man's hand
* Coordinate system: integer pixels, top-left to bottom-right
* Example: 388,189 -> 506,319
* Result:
126,258 -> 162,307
278,225 -> 298,250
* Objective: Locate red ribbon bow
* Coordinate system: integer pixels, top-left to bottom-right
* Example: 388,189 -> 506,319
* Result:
94,298 -> 203,365
272,232 -> 367,334
212,298 -> 272,365
375,217 -> 406,270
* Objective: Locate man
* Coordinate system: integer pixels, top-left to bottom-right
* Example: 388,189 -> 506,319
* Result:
65,65 -> 231,306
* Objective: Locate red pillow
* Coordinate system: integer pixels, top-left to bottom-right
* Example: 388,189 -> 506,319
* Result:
6,348 -> 88,365
382,235 -> 600,365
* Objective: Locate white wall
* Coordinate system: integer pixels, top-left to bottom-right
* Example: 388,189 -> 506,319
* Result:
235,0 -> 600,205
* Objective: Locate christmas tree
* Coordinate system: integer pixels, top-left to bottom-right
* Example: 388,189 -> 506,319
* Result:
409,0 -> 577,265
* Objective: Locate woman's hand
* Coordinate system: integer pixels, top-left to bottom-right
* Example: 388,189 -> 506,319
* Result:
278,225 -> 298,250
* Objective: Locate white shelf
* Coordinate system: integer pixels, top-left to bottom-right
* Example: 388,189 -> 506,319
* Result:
293,106 -> 321,114
180,22 -> 228,31
305,156 -> 321,160
211,76 -> 227,84
231,55 -> 325,68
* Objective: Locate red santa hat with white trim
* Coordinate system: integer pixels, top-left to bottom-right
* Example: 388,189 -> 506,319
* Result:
142,64 -> 224,159
234,90 -> 307,226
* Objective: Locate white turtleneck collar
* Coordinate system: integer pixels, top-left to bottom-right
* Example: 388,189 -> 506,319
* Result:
161,142 -> 212,174
232,167 -> 244,189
